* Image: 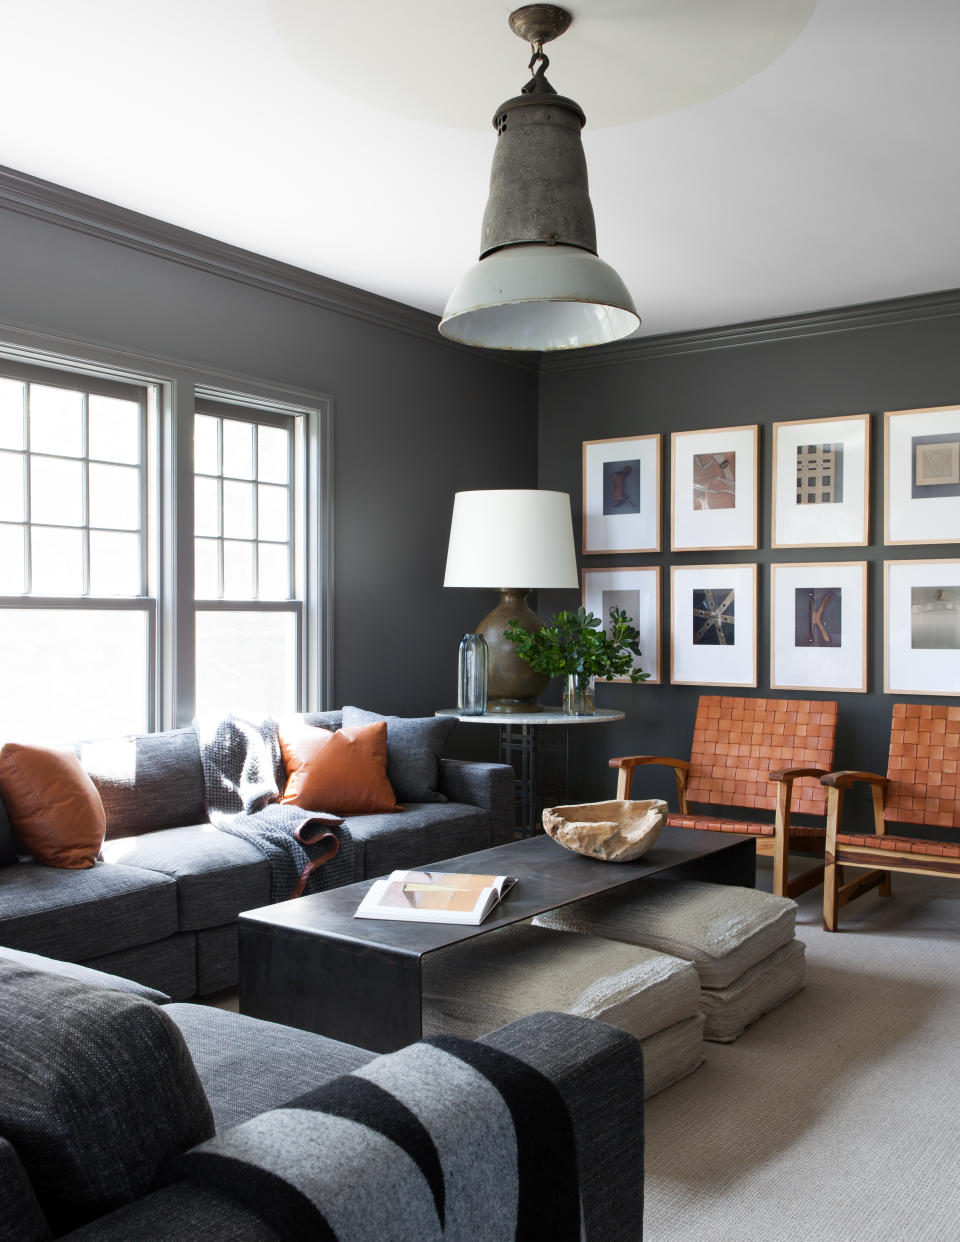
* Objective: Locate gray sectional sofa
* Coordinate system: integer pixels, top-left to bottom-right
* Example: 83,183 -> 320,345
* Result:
0,711 -> 514,1000
0,952 -> 645,1241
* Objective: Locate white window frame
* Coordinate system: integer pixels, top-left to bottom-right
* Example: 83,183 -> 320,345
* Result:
0,328 -> 333,734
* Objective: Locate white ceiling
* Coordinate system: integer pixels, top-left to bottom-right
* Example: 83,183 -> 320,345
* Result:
2,0 -> 959,339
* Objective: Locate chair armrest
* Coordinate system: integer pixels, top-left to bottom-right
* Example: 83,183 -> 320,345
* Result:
608,755 -> 691,773
768,767 -> 828,782
438,758 -> 515,845
820,770 -> 889,789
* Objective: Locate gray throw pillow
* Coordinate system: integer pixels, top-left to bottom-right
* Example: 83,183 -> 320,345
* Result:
341,707 -> 457,803
0,961 -> 214,1234
0,793 -> 17,867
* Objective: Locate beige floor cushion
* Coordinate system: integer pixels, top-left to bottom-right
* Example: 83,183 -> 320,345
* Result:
534,879 -> 798,989
700,938 -> 806,1043
421,922 -> 705,1098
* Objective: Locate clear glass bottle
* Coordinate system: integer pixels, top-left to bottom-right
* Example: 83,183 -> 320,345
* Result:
458,633 -> 488,715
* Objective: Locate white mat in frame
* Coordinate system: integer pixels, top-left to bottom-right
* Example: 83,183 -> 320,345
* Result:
885,406 -> 960,545
771,413 -> 870,548
671,563 -> 758,687
770,561 -> 868,692
886,558 -> 960,694
582,434 -> 661,554
582,565 -> 661,684
671,425 -> 759,551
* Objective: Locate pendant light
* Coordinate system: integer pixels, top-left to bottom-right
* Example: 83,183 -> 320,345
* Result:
439,4 -> 639,352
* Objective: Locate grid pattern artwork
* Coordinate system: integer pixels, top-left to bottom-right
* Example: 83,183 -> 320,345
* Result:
684,695 -> 838,814
883,702 -> 960,828
796,442 -> 843,504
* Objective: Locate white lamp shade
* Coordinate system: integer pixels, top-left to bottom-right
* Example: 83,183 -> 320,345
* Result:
439,244 -> 640,351
444,489 -> 579,589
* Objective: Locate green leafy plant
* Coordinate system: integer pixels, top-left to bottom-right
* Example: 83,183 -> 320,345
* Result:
503,605 -> 650,683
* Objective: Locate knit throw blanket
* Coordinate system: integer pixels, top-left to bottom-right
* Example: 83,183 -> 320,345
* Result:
169,1035 -> 581,1242
195,713 -> 354,902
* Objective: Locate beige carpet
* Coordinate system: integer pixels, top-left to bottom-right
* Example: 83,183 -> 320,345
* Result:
644,861 -> 960,1241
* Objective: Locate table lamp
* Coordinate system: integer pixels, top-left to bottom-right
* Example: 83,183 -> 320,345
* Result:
444,489 -> 579,712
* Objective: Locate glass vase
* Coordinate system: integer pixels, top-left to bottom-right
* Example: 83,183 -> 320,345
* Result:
562,673 -> 596,716
458,633 -> 488,715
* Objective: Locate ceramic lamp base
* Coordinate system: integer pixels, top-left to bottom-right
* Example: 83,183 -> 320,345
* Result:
475,588 -> 549,713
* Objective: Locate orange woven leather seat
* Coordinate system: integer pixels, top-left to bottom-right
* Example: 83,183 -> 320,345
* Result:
611,695 -> 839,899
822,703 -> 960,930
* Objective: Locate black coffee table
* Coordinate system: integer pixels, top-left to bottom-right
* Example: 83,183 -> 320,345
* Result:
238,826 -> 755,1053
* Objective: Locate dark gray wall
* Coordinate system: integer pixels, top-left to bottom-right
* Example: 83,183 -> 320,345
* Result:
538,311 -> 960,823
0,206 -> 537,741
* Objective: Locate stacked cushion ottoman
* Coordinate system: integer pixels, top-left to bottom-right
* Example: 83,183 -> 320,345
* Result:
421,921 -> 706,1098
535,879 -> 805,1043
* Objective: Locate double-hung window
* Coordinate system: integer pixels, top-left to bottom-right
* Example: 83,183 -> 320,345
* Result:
0,352 -> 328,742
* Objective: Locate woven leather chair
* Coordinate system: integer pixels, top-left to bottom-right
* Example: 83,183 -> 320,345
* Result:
821,702 -> 960,931
610,695 -> 839,899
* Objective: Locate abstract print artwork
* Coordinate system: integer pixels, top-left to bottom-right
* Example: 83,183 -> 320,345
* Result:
796,443 -> 843,504
692,453 -> 736,510
911,434 -> 960,498
602,459 -> 642,514
910,587 -> 960,649
794,587 -> 842,647
692,588 -> 735,645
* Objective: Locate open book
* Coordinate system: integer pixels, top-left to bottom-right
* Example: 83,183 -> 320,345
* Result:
355,870 -> 518,926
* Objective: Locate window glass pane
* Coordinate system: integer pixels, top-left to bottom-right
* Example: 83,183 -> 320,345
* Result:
0,379 -> 24,449
0,452 -> 24,521
31,456 -> 83,526
30,527 -> 83,595
223,480 -> 255,538
89,530 -> 140,595
258,543 -> 290,599
194,476 -> 220,537
194,414 -> 220,475
257,483 -> 288,541
0,525 -> 25,593
29,385 -> 84,456
195,610 -> 297,718
222,419 -> 254,479
194,537 -> 220,598
223,540 -> 254,598
89,463 -> 140,531
0,609 -> 148,741
257,425 -> 289,484
88,395 -> 140,464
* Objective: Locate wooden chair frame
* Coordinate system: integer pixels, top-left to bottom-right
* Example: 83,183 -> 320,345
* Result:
611,754 -> 831,901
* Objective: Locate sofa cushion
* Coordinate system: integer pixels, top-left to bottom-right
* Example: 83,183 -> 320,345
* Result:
346,802 -> 492,881
166,1003 -> 375,1132
77,728 -> 207,840
0,859 -> 178,961
0,960 -> 214,1233
0,1136 -> 51,1242
279,718 -> 400,814
342,706 -> 457,803
101,824 -> 270,931
0,792 -> 17,867
83,933 -> 198,1003
0,744 -> 105,869
0,946 -> 170,1003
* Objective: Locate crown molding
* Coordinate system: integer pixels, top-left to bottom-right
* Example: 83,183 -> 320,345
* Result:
540,288 -> 960,372
0,165 -> 538,373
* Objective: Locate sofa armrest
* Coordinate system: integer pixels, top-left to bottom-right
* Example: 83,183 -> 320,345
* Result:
481,1011 -> 644,1242
1,1136 -> 51,1242
0,947 -> 171,1004
438,758 -> 515,845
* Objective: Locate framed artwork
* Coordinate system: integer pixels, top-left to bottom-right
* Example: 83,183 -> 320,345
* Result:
582,566 -> 660,684
582,434 -> 660,554
770,561 -> 868,693
885,406 -> 960,544
670,425 -> 759,550
771,413 -> 870,547
670,563 -> 758,687
885,558 -> 960,695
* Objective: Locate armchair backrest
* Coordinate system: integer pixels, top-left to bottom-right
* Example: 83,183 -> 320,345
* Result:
686,696 -> 838,815
884,703 -> 960,828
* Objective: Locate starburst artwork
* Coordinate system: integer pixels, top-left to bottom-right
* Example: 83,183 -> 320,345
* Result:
692,588 -> 735,645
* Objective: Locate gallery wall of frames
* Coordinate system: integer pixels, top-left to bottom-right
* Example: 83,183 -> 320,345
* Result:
537,302 -> 960,809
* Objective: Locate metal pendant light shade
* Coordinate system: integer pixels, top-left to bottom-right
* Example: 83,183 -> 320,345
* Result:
440,5 -> 639,351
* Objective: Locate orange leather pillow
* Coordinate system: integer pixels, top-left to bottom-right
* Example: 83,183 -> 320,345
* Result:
278,719 -> 402,815
0,743 -> 106,869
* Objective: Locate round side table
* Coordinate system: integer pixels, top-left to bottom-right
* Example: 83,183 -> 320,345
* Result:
437,708 -> 625,838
